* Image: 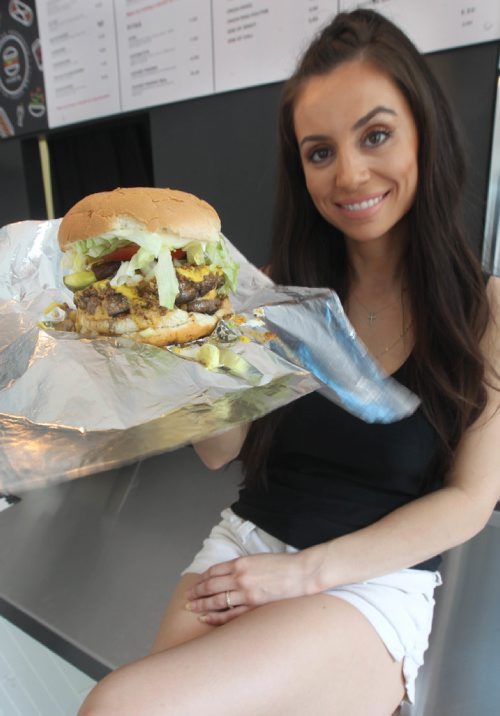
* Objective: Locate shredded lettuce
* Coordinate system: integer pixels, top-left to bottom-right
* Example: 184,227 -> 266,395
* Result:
109,244 -> 178,308
185,236 -> 239,293
111,247 -> 155,286
205,237 -> 239,293
130,247 -> 155,272
65,236 -> 132,272
155,248 -> 179,309
80,236 -> 130,259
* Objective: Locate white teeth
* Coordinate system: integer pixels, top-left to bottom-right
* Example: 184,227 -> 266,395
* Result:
343,195 -> 384,211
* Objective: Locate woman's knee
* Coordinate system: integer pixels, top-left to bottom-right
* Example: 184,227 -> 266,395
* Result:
151,572 -> 214,653
78,676 -> 116,716
78,666 -> 145,716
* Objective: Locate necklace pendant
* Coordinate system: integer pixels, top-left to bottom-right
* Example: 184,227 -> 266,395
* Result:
368,312 -> 377,325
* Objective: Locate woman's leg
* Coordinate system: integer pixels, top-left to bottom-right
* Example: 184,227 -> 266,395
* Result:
79,590 -> 405,716
150,573 -> 215,652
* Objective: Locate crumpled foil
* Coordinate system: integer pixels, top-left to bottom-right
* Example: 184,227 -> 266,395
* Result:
0,220 -> 419,491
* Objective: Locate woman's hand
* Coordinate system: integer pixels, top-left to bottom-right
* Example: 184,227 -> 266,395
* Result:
184,550 -> 323,626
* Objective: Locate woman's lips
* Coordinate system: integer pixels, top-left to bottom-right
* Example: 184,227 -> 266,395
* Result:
335,191 -> 390,218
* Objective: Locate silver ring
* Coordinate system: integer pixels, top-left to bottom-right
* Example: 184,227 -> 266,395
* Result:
225,590 -> 233,609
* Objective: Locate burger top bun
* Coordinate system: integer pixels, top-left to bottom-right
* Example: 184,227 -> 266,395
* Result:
58,187 -> 222,251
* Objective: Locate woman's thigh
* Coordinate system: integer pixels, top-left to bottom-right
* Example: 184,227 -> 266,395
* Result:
151,573 -> 215,652
80,592 -> 405,716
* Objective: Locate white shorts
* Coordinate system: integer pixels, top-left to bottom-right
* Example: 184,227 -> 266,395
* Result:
182,508 -> 442,704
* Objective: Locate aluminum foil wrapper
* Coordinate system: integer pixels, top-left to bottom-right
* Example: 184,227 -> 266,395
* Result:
0,220 -> 419,492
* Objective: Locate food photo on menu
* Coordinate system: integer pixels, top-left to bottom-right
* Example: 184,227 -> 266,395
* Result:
0,185 -> 419,493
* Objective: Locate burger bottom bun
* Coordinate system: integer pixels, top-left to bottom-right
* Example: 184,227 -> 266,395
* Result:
75,298 -> 233,347
129,317 -> 216,347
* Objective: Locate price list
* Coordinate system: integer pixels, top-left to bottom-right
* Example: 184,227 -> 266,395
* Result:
212,0 -> 337,94
36,0 -> 121,128
298,2 -> 345,61
339,0 -> 500,53
114,0 -> 214,112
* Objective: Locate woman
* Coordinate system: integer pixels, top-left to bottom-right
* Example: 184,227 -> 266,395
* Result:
80,9 -> 500,715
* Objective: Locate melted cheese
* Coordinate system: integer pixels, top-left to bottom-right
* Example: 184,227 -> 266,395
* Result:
201,289 -> 217,301
176,265 -> 221,282
114,284 -> 139,302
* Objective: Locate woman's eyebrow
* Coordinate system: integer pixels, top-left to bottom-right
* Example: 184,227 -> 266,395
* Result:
352,106 -> 397,130
299,134 -> 329,148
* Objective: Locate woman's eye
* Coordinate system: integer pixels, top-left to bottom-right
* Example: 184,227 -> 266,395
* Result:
308,147 -> 332,164
364,129 -> 391,148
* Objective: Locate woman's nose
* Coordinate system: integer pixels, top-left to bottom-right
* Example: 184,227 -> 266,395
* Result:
334,150 -> 369,190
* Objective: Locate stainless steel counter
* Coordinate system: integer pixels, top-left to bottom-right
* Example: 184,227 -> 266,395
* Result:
1,450 -> 499,713
401,508 -> 500,715
0,447 -> 242,680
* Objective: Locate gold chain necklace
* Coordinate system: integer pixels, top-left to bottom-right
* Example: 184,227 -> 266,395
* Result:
352,291 -> 405,325
352,294 -> 398,325
349,286 -> 411,360
374,322 -> 413,359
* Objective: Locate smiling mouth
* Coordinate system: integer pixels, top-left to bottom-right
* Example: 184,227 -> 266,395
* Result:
338,192 -> 389,211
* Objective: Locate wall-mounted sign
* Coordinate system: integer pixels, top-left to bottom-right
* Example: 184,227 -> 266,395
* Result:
212,0 -> 337,93
114,0 -> 214,113
0,0 -> 48,138
340,0 -> 500,53
36,0 -> 121,129
2,0 -> 499,138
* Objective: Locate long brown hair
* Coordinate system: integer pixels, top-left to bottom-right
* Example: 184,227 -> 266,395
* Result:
240,9 -> 491,486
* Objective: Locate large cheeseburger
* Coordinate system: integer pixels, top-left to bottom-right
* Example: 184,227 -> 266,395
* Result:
58,187 -> 238,346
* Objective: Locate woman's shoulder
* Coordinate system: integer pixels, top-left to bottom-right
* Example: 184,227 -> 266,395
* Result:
485,274 -> 500,329
486,274 -> 500,298
483,275 -> 500,384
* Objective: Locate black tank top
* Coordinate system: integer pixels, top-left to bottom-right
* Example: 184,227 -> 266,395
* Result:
232,356 -> 442,571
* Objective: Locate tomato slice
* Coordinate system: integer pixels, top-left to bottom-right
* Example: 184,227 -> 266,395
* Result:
99,244 -> 140,262
96,244 -> 186,264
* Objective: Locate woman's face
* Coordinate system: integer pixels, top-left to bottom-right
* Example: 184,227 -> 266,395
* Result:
293,60 -> 419,246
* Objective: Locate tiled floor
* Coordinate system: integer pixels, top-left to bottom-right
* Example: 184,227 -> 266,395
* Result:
0,617 -> 96,716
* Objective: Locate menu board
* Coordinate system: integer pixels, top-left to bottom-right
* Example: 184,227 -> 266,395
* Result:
339,0 -> 500,53
212,0 -> 337,93
36,0 -> 121,128
114,0 -> 214,113
0,0 -> 48,138
2,0 -> 499,137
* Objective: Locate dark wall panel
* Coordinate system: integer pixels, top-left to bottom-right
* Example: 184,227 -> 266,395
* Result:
48,114 -> 154,218
150,83 -> 282,267
0,138 -> 31,226
425,42 -> 500,255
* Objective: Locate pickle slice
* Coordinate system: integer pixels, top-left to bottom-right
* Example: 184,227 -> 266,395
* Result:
63,270 -> 96,291
219,348 -> 263,385
197,343 -> 221,370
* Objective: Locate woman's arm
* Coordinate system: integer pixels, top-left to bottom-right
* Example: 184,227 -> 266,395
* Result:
305,276 -> 500,589
192,422 -> 249,470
